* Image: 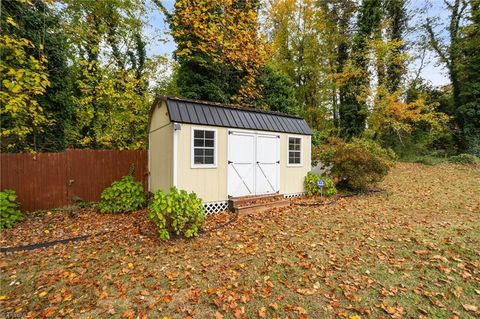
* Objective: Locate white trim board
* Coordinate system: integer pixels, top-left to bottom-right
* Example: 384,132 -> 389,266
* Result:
190,126 -> 218,169
286,134 -> 303,167
173,123 -> 179,186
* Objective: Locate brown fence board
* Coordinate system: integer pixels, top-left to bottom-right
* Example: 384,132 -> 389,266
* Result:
0,149 -> 147,212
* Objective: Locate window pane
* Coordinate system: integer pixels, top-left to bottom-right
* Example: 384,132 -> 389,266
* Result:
204,148 -> 214,156
194,130 -> 204,139
204,156 -> 214,164
194,138 -> 204,147
194,156 -> 204,164
194,148 -> 204,157
289,150 -> 301,164
204,139 -> 214,147
289,137 -> 301,150
205,131 -> 214,139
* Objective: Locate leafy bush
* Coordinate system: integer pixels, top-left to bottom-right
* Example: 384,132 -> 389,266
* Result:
448,153 -> 479,164
148,187 -> 205,240
98,176 -> 146,213
304,172 -> 337,196
315,138 -> 396,191
1,189 -> 22,229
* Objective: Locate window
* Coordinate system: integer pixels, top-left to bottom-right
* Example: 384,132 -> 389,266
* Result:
192,129 -> 216,167
288,137 -> 301,165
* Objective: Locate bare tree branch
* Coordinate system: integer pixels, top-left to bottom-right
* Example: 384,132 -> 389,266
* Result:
413,45 -> 427,84
151,0 -> 172,22
424,18 -> 450,68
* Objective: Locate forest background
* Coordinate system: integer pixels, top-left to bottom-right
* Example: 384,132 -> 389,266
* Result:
1,0 -> 479,158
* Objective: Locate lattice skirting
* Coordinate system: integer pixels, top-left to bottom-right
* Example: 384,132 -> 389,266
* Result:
284,192 -> 305,199
203,201 -> 229,215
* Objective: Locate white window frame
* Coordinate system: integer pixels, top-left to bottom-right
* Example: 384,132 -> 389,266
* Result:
287,135 -> 303,167
191,127 -> 218,168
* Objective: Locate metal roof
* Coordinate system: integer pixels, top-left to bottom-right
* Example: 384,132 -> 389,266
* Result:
160,96 -> 312,135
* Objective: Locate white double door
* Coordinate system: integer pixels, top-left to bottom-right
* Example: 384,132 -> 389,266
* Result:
228,131 -> 280,197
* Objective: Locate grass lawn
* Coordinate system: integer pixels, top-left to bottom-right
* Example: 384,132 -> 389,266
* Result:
1,163 -> 479,319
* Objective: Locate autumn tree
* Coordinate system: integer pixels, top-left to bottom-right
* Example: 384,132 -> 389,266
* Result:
0,29 -> 51,152
424,0 -> 480,152
1,0 -> 74,152
384,0 -> 408,93
267,0 -> 355,129
339,0 -> 383,138
156,0 -> 268,105
457,0 -> 480,154
60,0 -> 153,149
323,0 -> 356,127
370,86 -> 449,148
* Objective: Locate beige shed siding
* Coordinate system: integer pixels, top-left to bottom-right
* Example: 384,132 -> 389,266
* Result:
279,134 -> 311,195
149,100 -> 170,129
149,101 -> 173,193
175,125 -> 310,202
176,124 -> 229,202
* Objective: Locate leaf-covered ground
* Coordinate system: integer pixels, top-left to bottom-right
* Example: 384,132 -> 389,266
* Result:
1,163 -> 479,319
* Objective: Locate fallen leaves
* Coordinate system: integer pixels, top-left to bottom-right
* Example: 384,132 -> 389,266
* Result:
258,306 -> 267,318
462,304 -> 479,314
296,287 -> 317,296
0,163 -> 479,318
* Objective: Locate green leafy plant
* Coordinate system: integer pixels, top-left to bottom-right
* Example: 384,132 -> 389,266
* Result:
98,176 -> 146,213
148,187 -> 205,240
0,189 -> 22,229
448,153 -> 479,164
304,172 -> 337,196
315,137 -> 396,191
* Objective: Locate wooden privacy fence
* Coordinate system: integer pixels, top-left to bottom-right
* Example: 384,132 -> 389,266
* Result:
0,149 -> 148,212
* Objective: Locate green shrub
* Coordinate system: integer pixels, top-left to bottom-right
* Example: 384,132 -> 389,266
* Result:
315,138 -> 396,191
448,153 -> 479,164
98,176 -> 146,213
1,189 -> 22,229
304,172 -> 337,196
148,187 -> 205,240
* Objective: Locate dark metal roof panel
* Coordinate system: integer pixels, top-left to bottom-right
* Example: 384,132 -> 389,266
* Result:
255,113 -> 267,130
243,111 -> 256,129
264,114 -> 277,131
215,107 -> 226,126
195,103 -> 207,124
223,108 -> 235,127
165,97 -> 311,135
269,115 -> 285,132
179,102 -> 190,122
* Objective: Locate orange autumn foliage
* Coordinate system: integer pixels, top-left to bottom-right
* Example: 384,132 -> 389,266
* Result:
172,0 -> 268,103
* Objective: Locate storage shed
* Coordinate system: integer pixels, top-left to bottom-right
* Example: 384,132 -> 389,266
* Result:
148,96 -> 312,214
